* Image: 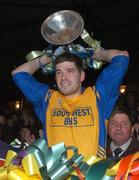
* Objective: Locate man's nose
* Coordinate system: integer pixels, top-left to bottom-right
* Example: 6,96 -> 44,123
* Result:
61,72 -> 67,79
116,124 -> 122,129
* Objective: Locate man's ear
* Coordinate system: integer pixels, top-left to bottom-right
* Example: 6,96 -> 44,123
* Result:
81,71 -> 85,82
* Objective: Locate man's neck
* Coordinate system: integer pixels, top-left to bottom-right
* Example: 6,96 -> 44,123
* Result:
111,138 -> 132,151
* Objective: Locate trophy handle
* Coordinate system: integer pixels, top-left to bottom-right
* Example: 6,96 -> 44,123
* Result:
81,29 -> 103,69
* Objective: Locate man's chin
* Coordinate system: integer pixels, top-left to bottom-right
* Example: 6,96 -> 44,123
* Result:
113,138 -> 125,145
60,90 -> 76,98
113,135 -> 124,141
59,88 -> 71,95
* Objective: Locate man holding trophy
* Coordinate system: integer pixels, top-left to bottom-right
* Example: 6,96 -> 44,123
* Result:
12,10 -> 129,158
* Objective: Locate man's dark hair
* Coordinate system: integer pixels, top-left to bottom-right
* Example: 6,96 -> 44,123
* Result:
110,105 -> 133,126
55,52 -> 84,72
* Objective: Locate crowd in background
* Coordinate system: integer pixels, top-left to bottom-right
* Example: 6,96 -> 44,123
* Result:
116,85 -> 139,138
0,84 -> 139,153
0,105 -> 43,150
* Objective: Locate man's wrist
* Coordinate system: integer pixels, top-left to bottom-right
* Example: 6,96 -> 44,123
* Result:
38,57 -> 45,69
38,55 -> 51,66
38,55 -> 54,74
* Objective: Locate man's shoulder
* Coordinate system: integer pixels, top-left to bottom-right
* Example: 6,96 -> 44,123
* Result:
124,138 -> 139,156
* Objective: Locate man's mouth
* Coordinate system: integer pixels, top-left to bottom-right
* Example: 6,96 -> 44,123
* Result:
61,81 -> 70,88
114,134 -> 123,137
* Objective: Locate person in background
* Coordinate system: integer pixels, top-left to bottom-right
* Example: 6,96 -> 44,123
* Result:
0,110 -> 6,126
21,109 -> 36,126
106,106 -> 139,158
132,103 -> 139,140
10,125 -> 36,150
12,47 -> 129,157
10,108 -> 43,150
2,117 -> 18,144
125,91 -> 138,125
0,110 -> 6,141
20,108 -> 43,129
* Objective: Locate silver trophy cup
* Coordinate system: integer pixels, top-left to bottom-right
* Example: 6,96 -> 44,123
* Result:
41,10 -> 84,45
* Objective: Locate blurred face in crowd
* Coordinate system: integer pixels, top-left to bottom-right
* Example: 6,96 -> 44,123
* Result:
55,61 -> 85,98
20,127 -> 35,145
108,113 -> 133,146
20,127 -> 30,140
0,115 -> 6,125
7,118 -> 14,127
137,105 -> 139,122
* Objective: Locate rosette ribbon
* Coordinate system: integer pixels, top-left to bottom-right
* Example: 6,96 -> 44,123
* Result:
70,152 -> 139,180
0,139 -> 139,180
0,139 -> 84,180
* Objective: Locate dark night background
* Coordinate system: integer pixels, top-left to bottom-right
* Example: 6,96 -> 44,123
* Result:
0,0 -> 139,103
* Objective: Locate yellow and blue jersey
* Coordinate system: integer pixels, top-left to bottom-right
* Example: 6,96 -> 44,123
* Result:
13,55 -> 129,157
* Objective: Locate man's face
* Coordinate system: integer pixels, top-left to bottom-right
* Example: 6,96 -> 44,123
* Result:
108,113 -> 133,146
55,61 -> 85,98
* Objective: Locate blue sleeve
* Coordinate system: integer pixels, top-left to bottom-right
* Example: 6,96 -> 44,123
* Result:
12,72 -> 49,105
12,72 -> 49,140
96,55 -> 129,119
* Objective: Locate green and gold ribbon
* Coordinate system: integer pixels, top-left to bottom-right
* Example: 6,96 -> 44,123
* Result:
0,139 -> 84,179
81,29 -> 103,69
0,139 -> 139,180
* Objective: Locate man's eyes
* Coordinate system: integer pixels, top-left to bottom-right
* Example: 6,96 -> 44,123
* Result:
68,69 -> 75,73
56,71 -> 61,75
56,70 -> 63,74
110,122 -> 129,127
56,69 -> 75,74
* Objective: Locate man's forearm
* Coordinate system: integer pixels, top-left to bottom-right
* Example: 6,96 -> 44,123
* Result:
93,48 -> 129,63
12,55 -> 51,75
